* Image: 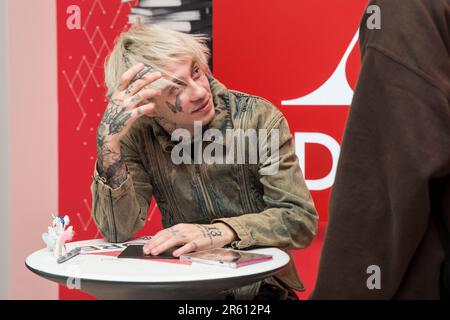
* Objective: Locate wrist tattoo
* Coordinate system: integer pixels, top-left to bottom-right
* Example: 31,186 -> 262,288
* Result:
96,98 -> 135,189
195,224 -> 223,246
206,226 -> 223,237
97,143 -> 127,189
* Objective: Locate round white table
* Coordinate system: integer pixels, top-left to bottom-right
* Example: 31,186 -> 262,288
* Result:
25,238 -> 291,300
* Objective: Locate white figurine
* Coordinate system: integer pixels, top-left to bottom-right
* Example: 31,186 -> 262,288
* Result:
42,214 -> 74,258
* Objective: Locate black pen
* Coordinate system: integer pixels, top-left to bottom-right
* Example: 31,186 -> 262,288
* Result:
57,247 -> 81,264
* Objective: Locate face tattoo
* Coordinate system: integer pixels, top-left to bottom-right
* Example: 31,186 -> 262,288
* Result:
166,94 -> 182,114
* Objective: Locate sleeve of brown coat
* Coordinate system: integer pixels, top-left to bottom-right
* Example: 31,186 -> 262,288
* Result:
212,108 -> 318,251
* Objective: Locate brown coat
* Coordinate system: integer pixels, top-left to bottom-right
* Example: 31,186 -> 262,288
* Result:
311,0 -> 450,299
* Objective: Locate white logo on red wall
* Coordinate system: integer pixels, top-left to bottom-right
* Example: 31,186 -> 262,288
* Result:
283,30 -> 359,190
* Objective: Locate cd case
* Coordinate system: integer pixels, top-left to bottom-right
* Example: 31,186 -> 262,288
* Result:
117,244 -> 182,260
179,248 -> 273,268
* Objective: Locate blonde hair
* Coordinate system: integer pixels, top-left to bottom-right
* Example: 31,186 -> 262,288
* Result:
104,21 -> 211,94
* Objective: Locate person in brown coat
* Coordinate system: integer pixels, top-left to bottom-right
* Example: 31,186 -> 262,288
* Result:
311,0 -> 450,299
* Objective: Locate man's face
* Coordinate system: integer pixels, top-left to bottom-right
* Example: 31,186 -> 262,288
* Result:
154,59 -> 215,131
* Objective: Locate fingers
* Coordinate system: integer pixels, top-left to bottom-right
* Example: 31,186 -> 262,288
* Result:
153,237 -> 183,256
144,224 -> 208,256
143,225 -> 194,256
125,71 -> 163,97
131,66 -> 153,83
126,88 -> 161,112
117,63 -> 145,91
135,100 -> 158,117
143,232 -> 168,255
172,242 -> 199,257
143,228 -> 176,255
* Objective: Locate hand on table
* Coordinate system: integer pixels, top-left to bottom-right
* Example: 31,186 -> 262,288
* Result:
143,223 -> 238,257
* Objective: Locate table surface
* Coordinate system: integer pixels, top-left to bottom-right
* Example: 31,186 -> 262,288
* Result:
26,238 -> 291,284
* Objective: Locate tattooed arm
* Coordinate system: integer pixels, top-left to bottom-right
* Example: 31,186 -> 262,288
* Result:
91,64 -> 164,242
96,64 -> 162,188
96,100 -> 130,189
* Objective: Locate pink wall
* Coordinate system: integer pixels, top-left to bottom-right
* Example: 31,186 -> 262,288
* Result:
8,0 -> 58,299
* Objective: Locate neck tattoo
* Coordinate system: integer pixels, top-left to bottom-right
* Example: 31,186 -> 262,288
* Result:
155,116 -> 177,134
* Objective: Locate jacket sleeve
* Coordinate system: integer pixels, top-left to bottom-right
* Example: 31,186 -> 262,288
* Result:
212,113 -> 319,250
90,129 -> 153,243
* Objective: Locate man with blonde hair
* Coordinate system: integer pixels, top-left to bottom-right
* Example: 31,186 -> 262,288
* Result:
91,23 -> 318,300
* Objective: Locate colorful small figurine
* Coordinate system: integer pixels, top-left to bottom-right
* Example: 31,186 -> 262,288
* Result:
42,214 -> 75,258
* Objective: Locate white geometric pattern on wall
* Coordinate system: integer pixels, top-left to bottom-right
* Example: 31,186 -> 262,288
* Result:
59,0 -> 161,235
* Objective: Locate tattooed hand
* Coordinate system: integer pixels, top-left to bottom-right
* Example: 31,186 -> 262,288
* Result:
97,63 -> 162,188
143,222 -> 238,257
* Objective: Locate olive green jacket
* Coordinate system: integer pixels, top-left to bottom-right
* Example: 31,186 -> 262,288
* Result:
90,75 -> 318,295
